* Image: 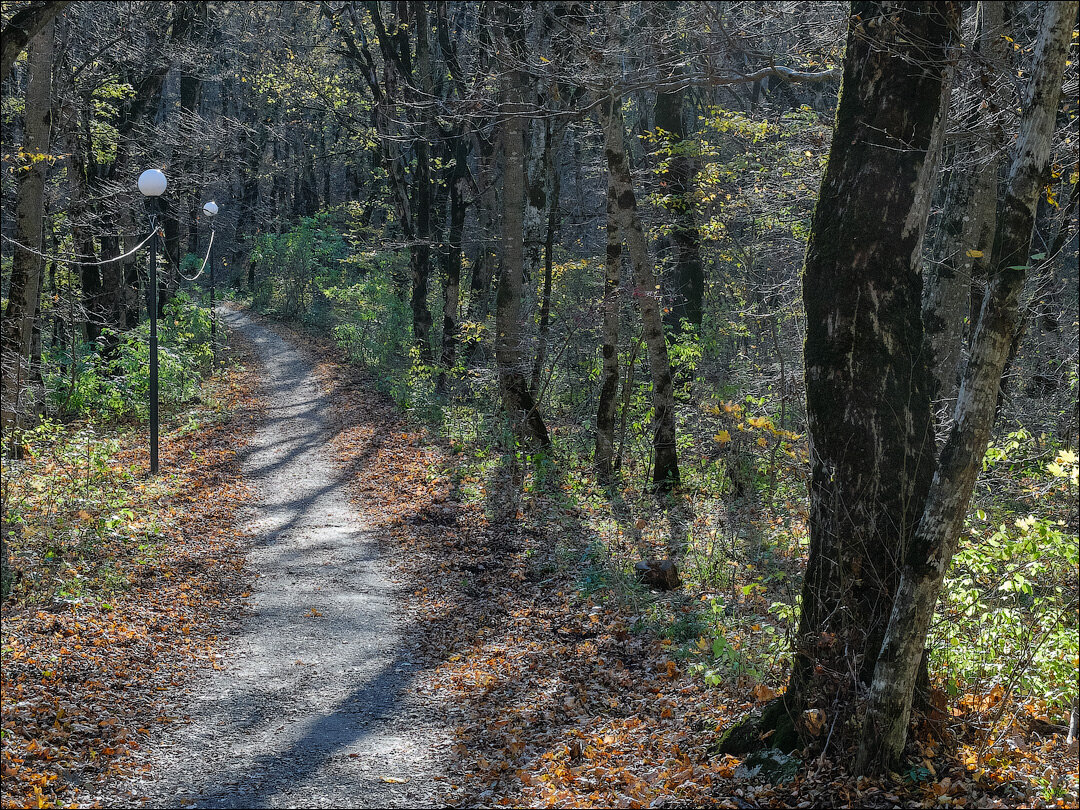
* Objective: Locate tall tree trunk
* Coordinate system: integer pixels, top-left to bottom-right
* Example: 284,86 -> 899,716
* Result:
857,0 -> 1076,775
595,126 -> 624,480
530,123 -> 560,398
600,92 -> 680,491
467,128 -> 497,328
788,0 -> 957,747
0,0 -> 68,84
437,136 -> 468,393
495,1 -> 549,448
410,1 -> 435,362
1,15 -> 54,431
923,0 -> 1004,408
650,2 -> 704,332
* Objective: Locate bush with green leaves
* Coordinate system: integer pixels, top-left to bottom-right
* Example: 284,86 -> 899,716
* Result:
42,292 -> 213,420
932,443 -> 1079,715
248,216 -> 349,316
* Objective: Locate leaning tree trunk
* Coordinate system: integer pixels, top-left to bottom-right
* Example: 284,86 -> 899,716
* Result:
856,0 -> 1077,775
1,14 -> 54,433
923,0 -> 1005,409
494,2 -> 550,448
600,92 -> 680,491
785,0 -> 958,749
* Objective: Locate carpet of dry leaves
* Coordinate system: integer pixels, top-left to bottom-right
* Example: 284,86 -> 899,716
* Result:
3,319 -> 1076,809
290,323 -> 1078,810
0,344 -> 262,810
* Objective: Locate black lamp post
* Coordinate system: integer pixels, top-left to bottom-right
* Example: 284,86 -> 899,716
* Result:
202,200 -> 219,364
138,168 -> 167,475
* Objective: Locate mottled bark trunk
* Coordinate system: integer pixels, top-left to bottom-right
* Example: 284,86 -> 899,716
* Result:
792,0 -> 956,740
857,0 -> 1076,775
601,93 -> 680,491
923,0 -> 1004,408
410,2 -> 434,362
495,3 -> 549,448
1,16 -> 54,430
595,136 -> 624,480
437,137 -> 469,393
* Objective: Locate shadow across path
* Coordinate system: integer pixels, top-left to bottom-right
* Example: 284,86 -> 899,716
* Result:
111,308 -> 444,808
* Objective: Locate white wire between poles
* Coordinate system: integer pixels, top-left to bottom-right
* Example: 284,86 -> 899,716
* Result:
1,226 -> 159,267
177,228 -> 215,282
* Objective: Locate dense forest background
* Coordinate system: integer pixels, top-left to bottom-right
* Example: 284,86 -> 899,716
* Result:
1,1 -> 1078,807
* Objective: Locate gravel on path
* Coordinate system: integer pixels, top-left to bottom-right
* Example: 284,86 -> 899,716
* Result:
107,308 -> 445,809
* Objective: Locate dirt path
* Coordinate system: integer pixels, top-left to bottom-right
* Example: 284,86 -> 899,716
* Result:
109,309 -> 444,808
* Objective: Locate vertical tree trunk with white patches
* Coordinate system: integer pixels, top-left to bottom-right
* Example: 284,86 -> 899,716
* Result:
857,0 -> 1077,774
2,16 -> 55,433
495,2 -> 550,448
788,0 -> 957,745
600,92 -> 680,492
923,1 -> 1005,409
595,111 -> 624,480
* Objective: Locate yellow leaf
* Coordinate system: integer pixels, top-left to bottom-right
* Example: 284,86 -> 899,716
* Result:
380,776 -> 408,783
714,430 -> 731,445
966,249 -> 984,258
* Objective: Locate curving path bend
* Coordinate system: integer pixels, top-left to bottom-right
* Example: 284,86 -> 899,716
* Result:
108,308 -> 443,809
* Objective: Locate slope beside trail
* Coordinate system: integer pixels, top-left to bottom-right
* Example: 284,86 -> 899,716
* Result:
106,308 -> 445,809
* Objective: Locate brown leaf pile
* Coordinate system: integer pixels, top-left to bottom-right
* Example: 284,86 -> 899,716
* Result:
288,319 -> 1077,810
0,352 -> 261,809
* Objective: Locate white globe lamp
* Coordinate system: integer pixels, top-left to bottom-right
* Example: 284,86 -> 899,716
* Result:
202,200 -> 219,218
138,168 -> 168,197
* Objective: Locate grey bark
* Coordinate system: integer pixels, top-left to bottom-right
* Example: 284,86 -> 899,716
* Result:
595,116 -> 624,480
0,1 -> 68,83
923,1 -> 1005,408
2,16 -> 56,431
856,0 -> 1077,775
495,2 -> 549,448
600,91 -> 680,491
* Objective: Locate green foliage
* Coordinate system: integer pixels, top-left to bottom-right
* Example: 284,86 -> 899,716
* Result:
0,420 -> 139,602
249,216 -> 349,316
933,441 -> 1079,713
42,293 -> 213,420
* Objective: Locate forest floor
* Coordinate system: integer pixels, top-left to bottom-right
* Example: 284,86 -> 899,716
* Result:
4,307 -> 1075,809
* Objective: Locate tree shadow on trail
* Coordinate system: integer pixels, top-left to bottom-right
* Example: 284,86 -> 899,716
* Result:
169,657 -> 419,808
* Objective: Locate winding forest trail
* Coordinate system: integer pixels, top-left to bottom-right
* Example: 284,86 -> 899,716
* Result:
112,309 -> 443,808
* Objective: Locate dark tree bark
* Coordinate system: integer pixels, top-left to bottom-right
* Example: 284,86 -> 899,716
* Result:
789,0 -> 958,746
530,122 -> 560,399
410,0 -> 435,362
494,1 -> 549,448
1,14 -> 55,430
857,0 -> 1077,774
437,137 -> 469,393
650,2 -> 704,332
